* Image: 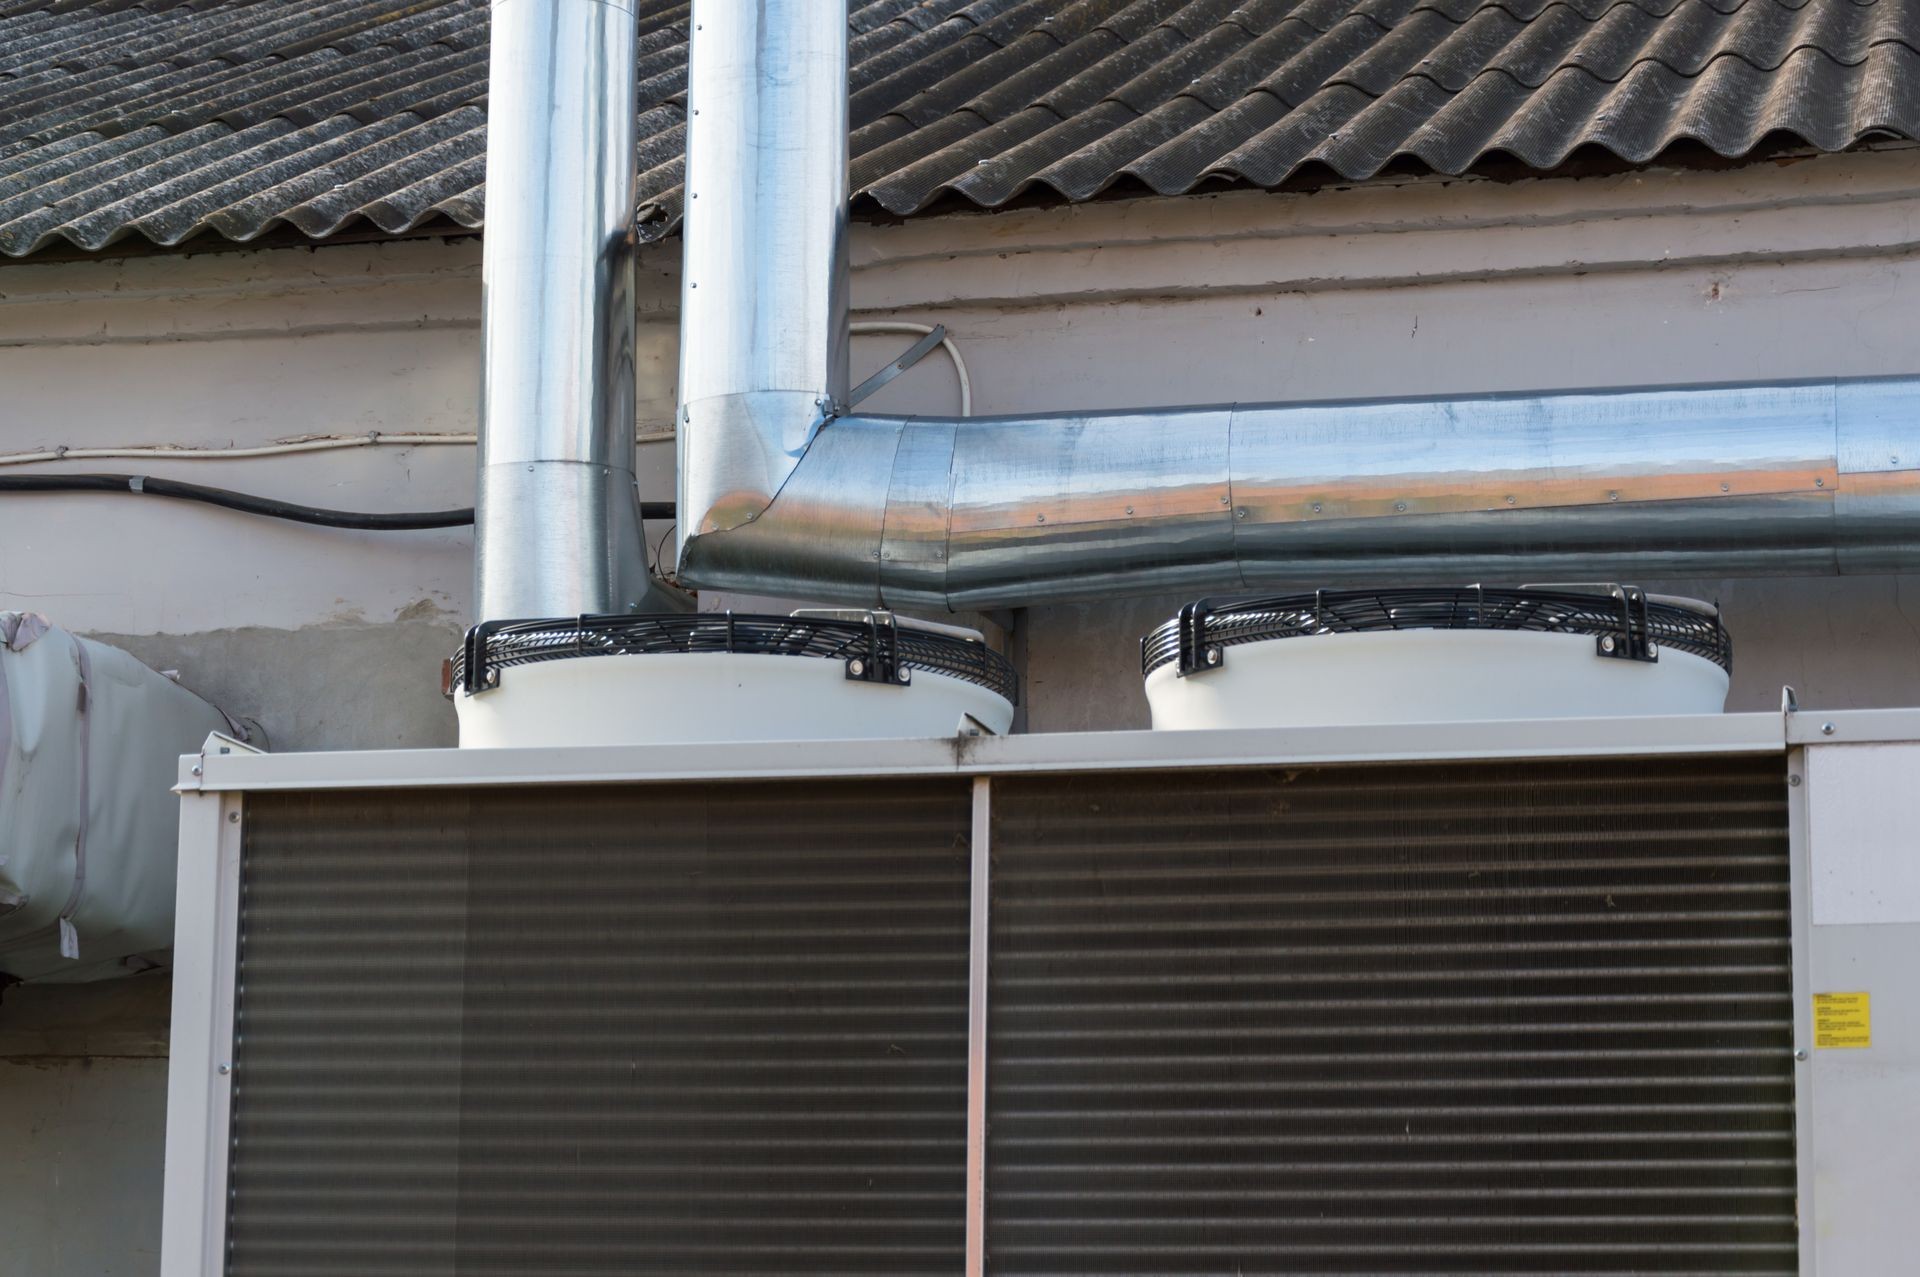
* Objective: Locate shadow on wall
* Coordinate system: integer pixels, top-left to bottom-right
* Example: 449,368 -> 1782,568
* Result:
93,619 -> 463,753
0,975 -> 172,1277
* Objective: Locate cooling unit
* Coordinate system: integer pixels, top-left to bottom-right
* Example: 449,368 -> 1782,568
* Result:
160,712 -> 1918,1275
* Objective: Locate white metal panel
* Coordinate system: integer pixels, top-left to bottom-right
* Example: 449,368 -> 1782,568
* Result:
1800,740 -> 1920,1274
1806,743 -> 1920,926
964,777 -> 990,1277
1785,708 -> 1920,746
1786,747 -> 1816,1277
176,712 -> 1789,794
158,789 -> 242,1277
1805,922 -> 1920,1273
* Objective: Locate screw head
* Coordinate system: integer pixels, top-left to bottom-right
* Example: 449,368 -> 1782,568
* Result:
1311,503 -> 1323,514
191,764 -> 203,776
1790,775 -> 1803,787
1822,722 -> 1837,735
1205,648 -> 1221,666
1600,635 -> 1617,653
1645,642 -> 1658,657
228,812 -> 239,823
217,1063 -> 231,1075
1394,501 -> 1407,512
1795,1049 -> 1809,1061
848,659 -> 865,678
1035,513 -> 1045,524
1124,505 -> 1135,516
897,668 -> 911,684
1234,507 -> 1248,520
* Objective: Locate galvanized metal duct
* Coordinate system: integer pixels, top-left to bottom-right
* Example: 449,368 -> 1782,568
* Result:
475,0 -> 648,620
677,1 -> 1920,611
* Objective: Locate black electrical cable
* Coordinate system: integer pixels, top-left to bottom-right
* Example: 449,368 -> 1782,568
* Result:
0,473 -> 675,530
0,472 -> 470,529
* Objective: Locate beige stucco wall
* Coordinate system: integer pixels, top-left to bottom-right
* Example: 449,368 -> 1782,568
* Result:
0,238 -> 482,748
6,146 -> 1920,745
5,143 -> 1920,1277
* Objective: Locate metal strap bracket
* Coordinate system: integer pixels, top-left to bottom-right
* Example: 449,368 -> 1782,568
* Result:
453,622 -> 502,697
1174,598 -> 1224,677
1596,586 -> 1660,664
847,325 -> 947,411
845,611 -> 912,686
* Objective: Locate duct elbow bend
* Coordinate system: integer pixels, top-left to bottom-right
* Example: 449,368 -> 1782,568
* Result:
677,391 -> 833,536
676,411 -> 918,609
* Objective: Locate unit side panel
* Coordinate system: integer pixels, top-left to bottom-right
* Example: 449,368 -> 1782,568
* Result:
1803,742 -> 1920,1274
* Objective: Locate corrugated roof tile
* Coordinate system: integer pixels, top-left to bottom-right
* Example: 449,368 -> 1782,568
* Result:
1186,21 -> 1327,109
1,0 -> 1917,258
950,97 -> 1142,199
865,104 -> 1064,208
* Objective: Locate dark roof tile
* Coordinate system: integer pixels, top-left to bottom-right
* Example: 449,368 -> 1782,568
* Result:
1,0 -> 1916,258
1186,22 -> 1326,109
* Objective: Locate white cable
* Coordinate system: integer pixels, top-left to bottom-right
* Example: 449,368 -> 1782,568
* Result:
2,327 -> 970,468
850,320 -> 973,417
0,432 -> 478,468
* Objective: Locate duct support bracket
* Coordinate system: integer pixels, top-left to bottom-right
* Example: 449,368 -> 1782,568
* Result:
847,325 -> 947,411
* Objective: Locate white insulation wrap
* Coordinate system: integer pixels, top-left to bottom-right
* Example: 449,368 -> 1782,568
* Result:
0,613 -> 233,982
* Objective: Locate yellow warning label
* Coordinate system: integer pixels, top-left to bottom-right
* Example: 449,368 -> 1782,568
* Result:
1814,992 -> 1871,1049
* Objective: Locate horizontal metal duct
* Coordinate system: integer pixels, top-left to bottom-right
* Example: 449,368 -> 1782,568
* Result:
678,377 -> 1920,611
677,0 -> 1920,610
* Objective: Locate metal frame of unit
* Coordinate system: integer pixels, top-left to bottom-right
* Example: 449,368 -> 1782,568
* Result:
160,709 -> 1920,1277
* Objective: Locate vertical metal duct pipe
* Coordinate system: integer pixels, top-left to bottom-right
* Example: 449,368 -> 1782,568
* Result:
475,0 -> 646,621
676,4 -> 1920,611
679,0 -> 849,539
